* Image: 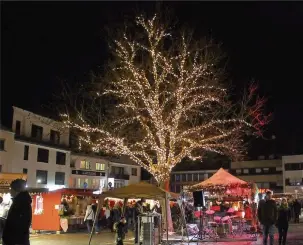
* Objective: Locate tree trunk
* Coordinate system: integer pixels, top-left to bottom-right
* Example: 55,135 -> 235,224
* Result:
160,179 -> 174,232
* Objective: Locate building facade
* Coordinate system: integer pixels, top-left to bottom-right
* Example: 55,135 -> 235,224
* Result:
2,107 -> 71,189
70,153 -> 141,191
282,154 -> 303,194
230,157 -> 283,193
0,127 -> 15,173
170,170 -> 218,193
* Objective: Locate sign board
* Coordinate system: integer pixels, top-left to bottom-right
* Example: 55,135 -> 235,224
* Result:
0,173 -> 27,189
71,170 -> 105,177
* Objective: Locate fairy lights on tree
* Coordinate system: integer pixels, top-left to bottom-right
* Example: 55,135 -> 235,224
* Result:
61,14 -> 270,185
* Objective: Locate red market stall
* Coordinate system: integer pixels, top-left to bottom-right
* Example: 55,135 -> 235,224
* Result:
31,188 -> 98,232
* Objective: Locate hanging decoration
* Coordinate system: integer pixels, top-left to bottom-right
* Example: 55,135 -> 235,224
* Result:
34,195 -> 44,215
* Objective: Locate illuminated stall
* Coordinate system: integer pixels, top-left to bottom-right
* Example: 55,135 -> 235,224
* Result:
31,188 -> 98,232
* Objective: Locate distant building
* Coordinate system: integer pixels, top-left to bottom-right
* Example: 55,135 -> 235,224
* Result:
1,106 -> 71,189
282,154 -> 303,194
70,153 -> 141,191
170,170 -> 218,193
230,156 -> 283,193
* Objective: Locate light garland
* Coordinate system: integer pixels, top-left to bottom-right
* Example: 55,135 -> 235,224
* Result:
61,14 -> 269,184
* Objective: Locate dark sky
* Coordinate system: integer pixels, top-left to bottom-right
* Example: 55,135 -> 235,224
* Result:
1,2 -> 303,156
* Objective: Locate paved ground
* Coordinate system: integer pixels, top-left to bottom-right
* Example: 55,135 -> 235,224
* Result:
30,224 -> 303,245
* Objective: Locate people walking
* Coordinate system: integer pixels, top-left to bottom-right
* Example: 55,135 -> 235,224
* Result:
276,198 -> 291,245
293,199 -> 301,223
84,203 -> 95,234
2,179 -> 32,245
257,191 -> 277,245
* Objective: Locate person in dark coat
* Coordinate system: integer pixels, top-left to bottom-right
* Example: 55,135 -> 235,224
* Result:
257,191 -> 277,245
114,216 -> 127,245
276,198 -> 291,245
2,179 -> 32,245
293,199 -> 301,223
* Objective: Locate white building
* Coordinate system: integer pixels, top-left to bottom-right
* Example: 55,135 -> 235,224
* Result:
0,127 -> 15,173
282,154 -> 303,194
4,106 -> 71,189
70,153 -> 141,191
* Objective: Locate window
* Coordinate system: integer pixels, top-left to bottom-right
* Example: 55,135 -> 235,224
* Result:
56,152 -> 66,165
55,172 -> 65,185
187,174 -> 193,182
114,180 -> 125,188
23,168 -> 28,174
80,160 -> 91,169
243,169 -> 249,174
0,140 -> 5,151
193,173 -> 198,181
100,179 -> 105,189
15,120 -> 21,136
256,168 -> 262,173
249,168 -> 256,174
24,145 -> 29,160
276,166 -> 282,172
112,166 -> 124,175
175,174 -> 180,182
181,174 -> 187,182
36,170 -> 48,184
92,179 -> 100,189
37,148 -> 49,163
0,165 -> 2,172
236,169 -> 242,174
96,163 -> 105,171
198,173 -> 204,181
263,168 -> 269,173
131,168 -> 137,176
285,163 -> 302,171
50,130 -> 60,144
31,124 -> 43,140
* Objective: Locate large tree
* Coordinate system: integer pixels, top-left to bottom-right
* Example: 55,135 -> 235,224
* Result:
61,14 -> 269,186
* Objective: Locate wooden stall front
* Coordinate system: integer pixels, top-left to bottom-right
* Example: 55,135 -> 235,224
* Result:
32,188 -> 97,232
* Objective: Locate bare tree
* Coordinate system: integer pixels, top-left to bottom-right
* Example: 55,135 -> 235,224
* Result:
61,14 -> 269,186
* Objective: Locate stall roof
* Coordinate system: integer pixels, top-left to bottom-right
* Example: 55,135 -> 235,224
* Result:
190,168 -> 250,191
100,182 -> 178,200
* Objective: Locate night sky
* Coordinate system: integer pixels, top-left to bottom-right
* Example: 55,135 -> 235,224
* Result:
2,2 -> 303,157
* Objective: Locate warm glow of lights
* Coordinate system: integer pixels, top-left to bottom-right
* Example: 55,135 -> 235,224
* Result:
61,14 -> 269,183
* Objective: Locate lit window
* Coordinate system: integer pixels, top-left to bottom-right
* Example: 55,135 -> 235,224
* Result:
256,168 -> 262,173
236,169 -> 242,174
243,169 -> 249,174
96,163 -> 105,171
80,160 -> 91,169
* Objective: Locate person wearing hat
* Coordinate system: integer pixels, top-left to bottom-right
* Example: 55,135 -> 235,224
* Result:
2,179 -> 32,245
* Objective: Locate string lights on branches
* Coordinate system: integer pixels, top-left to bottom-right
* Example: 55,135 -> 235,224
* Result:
61,14 -> 270,184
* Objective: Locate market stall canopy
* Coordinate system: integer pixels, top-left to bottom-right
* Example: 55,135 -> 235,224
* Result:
189,168 -> 253,193
100,182 -> 179,200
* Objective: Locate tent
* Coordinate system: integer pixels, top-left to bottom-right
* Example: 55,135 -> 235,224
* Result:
189,168 -> 254,196
99,181 -> 179,199
89,182 -> 179,245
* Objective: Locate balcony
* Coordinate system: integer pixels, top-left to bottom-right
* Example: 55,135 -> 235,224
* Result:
109,172 -> 130,180
15,135 -> 70,151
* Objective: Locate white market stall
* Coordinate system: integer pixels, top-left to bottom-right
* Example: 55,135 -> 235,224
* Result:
89,182 -> 179,245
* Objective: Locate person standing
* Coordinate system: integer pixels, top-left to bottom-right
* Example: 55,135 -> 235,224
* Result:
134,198 -> 145,245
293,199 -> 301,223
2,179 -> 32,245
276,198 -> 291,245
257,191 -> 277,245
84,203 -> 95,234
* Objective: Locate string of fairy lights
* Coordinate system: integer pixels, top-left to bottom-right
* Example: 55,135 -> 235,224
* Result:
61,14 -> 269,184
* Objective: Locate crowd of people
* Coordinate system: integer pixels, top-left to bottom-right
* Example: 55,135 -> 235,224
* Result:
257,191 -> 302,245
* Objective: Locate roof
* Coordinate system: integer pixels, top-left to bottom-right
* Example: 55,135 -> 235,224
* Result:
190,168 -> 249,190
100,182 -> 178,200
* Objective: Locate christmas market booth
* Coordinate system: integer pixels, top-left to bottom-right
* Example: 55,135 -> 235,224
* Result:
187,168 -> 258,241
31,188 -> 99,233
90,182 -> 180,245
